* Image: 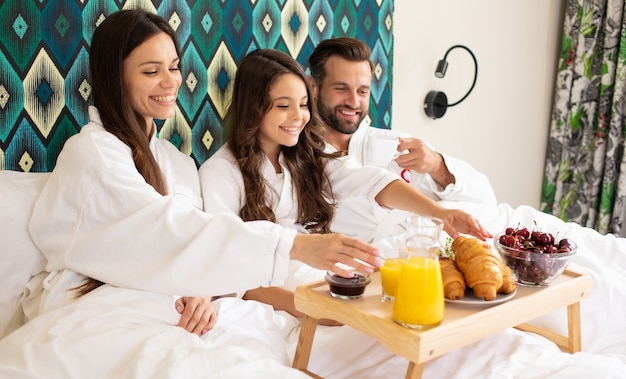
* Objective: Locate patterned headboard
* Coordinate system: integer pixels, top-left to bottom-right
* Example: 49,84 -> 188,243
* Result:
0,0 -> 393,172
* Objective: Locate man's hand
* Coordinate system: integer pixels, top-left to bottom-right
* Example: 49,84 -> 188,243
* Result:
175,297 -> 218,336
395,137 -> 455,188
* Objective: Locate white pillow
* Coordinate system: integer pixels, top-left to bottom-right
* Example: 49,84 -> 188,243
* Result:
0,171 -> 49,338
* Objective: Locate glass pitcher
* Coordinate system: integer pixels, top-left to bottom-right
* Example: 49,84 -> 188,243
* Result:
393,216 -> 445,330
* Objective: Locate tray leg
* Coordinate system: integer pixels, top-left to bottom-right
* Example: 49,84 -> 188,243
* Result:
405,361 -> 424,379
292,315 -> 319,371
566,302 -> 582,353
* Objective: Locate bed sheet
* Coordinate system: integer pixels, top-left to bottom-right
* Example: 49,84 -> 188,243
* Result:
0,201 -> 625,378
0,288 -> 309,379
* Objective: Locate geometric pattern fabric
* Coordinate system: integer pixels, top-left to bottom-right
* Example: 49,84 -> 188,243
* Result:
0,0 -> 394,172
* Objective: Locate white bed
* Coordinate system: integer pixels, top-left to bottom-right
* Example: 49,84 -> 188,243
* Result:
1,171 -> 625,378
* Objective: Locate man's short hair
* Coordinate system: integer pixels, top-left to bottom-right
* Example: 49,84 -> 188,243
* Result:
309,37 -> 374,86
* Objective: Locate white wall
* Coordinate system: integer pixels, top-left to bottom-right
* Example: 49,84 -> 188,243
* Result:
391,0 -> 565,208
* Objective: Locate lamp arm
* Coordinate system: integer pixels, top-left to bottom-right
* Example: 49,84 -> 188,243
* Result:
444,45 -> 478,107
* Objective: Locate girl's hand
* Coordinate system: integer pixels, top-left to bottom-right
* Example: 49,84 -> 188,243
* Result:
441,209 -> 492,241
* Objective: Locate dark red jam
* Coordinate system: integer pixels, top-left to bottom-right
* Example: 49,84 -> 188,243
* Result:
325,272 -> 371,298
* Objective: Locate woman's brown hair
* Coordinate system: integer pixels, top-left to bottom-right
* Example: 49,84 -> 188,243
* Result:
76,9 -> 180,296
225,49 -> 337,234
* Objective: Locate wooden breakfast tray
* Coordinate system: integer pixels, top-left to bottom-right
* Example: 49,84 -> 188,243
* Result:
292,270 -> 591,379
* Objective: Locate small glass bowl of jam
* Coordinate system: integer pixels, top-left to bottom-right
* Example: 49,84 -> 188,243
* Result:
325,269 -> 371,299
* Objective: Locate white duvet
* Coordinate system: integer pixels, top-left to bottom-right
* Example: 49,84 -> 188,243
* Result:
1,201 -> 625,378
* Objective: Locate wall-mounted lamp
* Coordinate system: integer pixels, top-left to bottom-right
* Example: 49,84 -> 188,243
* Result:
424,44 -> 478,119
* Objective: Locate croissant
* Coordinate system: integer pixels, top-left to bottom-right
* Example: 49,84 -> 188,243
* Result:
440,258 -> 466,300
452,236 -> 503,301
498,263 -> 517,294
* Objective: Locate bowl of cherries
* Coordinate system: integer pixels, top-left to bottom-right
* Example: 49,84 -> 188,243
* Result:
494,225 -> 577,286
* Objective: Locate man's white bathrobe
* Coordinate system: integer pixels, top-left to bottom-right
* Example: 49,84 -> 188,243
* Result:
328,121 -> 497,241
0,107 -> 311,379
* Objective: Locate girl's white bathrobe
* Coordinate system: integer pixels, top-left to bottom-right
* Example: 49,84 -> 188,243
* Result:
0,106 -> 312,379
199,144 -> 415,378
199,144 -> 401,291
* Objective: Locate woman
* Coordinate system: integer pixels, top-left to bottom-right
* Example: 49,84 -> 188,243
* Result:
199,49 -> 490,319
0,9 -> 378,378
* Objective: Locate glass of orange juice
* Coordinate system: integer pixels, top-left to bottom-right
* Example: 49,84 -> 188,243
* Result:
380,249 -> 407,302
393,218 -> 445,330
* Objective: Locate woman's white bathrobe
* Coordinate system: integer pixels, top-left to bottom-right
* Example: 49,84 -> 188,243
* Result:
0,107 -> 312,379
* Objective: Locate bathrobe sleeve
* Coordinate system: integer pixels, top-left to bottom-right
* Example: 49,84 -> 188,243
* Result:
350,121 -> 497,206
29,124 -> 295,298
198,146 -> 246,215
324,155 -> 400,205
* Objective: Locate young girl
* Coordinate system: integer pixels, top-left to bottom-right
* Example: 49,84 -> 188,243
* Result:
199,48 -> 490,318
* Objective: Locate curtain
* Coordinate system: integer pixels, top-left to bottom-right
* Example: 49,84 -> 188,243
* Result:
541,0 -> 626,235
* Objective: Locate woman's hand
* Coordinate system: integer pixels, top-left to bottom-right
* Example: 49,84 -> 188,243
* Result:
441,209 -> 492,241
175,297 -> 218,335
289,233 -> 382,278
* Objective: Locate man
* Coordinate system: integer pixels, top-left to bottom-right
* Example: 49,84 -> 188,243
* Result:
308,37 -> 496,241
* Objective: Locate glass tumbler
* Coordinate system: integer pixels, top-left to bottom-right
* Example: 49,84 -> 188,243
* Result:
380,249 -> 407,302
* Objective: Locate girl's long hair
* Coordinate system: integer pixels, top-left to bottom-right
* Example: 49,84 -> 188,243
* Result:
225,49 -> 337,233
76,9 -> 180,296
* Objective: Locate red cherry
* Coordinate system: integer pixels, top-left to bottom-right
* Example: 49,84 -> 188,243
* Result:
536,233 -> 551,246
505,235 -> 516,247
531,231 -> 541,241
518,227 -> 530,239
544,245 -> 558,254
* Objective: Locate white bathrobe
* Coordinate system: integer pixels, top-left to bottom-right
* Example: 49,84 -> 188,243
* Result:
199,144 -> 399,229
29,107 -> 297,305
327,121 -> 498,241
0,106 -> 311,379
199,144 -> 400,291
345,121 -> 496,204
199,144 -> 416,378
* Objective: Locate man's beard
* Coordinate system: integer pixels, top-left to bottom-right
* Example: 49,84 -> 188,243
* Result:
316,96 -> 364,135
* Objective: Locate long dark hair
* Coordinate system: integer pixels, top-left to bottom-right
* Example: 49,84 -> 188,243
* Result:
77,9 -> 180,296
90,8 -> 179,197
225,49 -> 336,233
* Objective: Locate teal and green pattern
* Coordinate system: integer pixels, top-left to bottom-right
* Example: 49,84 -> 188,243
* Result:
0,0 -> 394,172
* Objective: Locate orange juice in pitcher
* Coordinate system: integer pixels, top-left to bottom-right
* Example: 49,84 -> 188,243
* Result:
392,217 -> 445,330
392,254 -> 444,329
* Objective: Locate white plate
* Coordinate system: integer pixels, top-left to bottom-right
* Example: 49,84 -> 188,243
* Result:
445,288 -> 517,306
